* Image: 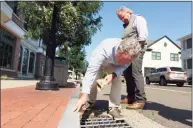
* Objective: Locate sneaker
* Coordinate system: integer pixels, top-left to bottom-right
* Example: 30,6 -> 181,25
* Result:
108,107 -> 124,119
120,96 -> 135,104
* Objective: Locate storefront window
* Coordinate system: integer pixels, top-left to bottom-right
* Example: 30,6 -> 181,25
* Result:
0,44 -> 13,69
0,28 -> 16,69
22,48 -> 29,75
28,52 -> 35,73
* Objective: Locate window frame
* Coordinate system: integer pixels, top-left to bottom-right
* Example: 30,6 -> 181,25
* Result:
170,53 -> 179,61
152,51 -> 161,60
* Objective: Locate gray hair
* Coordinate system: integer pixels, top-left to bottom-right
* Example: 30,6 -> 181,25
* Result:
116,6 -> 134,14
117,38 -> 141,59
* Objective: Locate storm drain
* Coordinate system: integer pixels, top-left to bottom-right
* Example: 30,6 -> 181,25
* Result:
80,117 -> 132,128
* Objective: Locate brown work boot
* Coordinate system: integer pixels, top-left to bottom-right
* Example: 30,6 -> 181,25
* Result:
121,97 -> 134,104
126,101 -> 145,109
121,97 -> 128,104
108,107 -> 124,120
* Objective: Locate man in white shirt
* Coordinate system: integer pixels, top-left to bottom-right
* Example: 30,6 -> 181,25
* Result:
74,38 -> 141,118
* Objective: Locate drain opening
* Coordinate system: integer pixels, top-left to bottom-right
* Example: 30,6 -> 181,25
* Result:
80,117 -> 132,128
80,109 -> 131,128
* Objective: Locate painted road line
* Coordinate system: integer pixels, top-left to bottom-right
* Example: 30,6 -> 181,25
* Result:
145,87 -> 191,94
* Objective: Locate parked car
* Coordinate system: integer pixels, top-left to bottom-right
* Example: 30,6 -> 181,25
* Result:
146,67 -> 187,87
187,74 -> 192,85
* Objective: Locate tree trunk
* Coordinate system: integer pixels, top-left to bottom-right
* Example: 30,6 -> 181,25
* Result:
36,4 -> 60,90
44,3 -> 58,77
44,44 -> 56,77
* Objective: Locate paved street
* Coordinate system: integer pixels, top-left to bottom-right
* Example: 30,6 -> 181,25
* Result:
139,84 -> 192,128
96,83 -> 192,128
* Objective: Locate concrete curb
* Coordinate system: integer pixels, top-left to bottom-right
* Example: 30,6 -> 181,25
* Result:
57,86 -> 81,128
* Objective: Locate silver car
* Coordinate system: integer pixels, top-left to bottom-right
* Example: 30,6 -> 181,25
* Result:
146,67 -> 187,87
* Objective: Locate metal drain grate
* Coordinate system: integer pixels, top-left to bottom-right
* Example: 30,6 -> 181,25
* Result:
80,117 -> 132,128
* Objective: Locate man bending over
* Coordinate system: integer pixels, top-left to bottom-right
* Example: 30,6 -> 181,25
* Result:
74,38 -> 141,118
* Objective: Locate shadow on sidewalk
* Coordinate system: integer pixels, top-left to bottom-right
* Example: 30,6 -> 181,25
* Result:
144,101 -> 192,127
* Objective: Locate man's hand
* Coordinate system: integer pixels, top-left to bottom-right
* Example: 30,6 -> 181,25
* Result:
74,93 -> 88,113
103,73 -> 115,85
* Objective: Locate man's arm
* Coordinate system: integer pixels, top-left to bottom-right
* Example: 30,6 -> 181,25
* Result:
136,16 -> 148,46
74,49 -> 105,113
81,51 -> 105,94
98,65 -> 129,91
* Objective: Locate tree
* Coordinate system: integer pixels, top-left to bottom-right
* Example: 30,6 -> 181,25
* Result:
80,60 -> 89,76
18,1 -> 103,90
56,45 -> 88,79
66,46 -> 86,79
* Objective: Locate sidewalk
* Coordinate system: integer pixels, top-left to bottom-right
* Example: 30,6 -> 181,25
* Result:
1,83 -> 76,128
1,80 -> 39,89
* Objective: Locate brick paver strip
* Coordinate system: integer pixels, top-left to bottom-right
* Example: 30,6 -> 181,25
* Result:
1,85 -> 75,128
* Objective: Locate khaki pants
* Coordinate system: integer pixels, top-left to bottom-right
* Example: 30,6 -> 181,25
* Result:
88,70 -> 122,108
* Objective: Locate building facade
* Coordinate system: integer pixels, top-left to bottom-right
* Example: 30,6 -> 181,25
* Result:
177,33 -> 192,77
1,1 -> 46,79
143,36 -> 182,76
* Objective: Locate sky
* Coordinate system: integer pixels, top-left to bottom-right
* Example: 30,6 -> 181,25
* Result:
85,1 -> 192,61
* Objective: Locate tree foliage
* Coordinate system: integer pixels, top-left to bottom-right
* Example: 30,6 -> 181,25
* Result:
18,1 -> 103,47
57,45 -> 88,76
18,1 -> 103,79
